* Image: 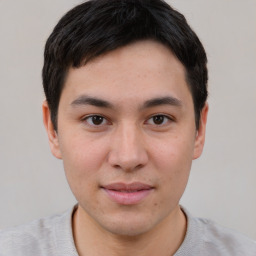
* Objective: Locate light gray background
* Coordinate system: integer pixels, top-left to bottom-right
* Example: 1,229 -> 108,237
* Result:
0,0 -> 255,240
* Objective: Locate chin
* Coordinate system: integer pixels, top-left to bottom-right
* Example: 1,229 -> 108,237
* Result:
105,222 -> 152,237
98,212 -> 160,237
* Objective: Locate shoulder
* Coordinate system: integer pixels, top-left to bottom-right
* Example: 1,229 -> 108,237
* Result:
176,207 -> 256,256
197,217 -> 256,255
0,207 -> 76,256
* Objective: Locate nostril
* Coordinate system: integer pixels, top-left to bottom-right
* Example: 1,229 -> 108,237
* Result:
107,137 -> 149,171
135,164 -> 144,170
111,163 -> 144,172
113,164 -> 121,169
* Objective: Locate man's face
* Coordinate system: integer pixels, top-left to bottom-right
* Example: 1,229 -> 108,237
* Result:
44,40 -> 207,236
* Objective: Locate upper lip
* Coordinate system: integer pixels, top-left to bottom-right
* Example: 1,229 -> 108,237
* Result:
102,182 -> 153,191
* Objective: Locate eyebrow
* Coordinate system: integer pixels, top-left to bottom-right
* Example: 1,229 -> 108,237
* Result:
70,95 -> 182,109
141,96 -> 182,109
71,95 -> 113,108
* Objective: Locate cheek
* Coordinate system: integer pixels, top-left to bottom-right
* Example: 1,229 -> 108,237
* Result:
151,135 -> 195,172
150,135 -> 194,197
59,132 -> 110,188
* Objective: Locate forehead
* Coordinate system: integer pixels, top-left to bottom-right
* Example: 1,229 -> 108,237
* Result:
61,40 -> 192,107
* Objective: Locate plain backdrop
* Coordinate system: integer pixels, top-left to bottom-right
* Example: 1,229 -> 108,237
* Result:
0,0 -> 255,240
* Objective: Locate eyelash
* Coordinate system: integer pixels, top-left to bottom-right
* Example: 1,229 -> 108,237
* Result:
146,114 -> 173,126
82,115 -> 110,127
81,114 -> 173,127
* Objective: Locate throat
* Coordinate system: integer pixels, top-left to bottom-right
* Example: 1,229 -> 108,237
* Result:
72,204 -> 187,256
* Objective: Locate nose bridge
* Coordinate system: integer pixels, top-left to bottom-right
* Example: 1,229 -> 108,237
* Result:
108,121 -> 148,170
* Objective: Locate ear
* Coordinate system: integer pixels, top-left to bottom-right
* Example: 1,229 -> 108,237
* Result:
42,100 -> 62,159
193,103 -> 209,160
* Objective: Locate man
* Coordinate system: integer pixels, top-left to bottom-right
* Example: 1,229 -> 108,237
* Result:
0,0 -> 255,255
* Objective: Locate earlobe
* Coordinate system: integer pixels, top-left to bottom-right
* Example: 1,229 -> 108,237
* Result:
193,103 -> 209,160
42,101 -> 62,159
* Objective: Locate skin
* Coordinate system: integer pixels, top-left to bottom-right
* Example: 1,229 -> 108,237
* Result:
43,40 -> 208,256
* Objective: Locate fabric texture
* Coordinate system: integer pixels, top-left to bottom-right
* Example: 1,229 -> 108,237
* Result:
0,205 -> 255,256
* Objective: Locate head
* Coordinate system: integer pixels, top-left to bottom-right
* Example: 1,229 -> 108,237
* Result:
42,0 -> 208,238
42,0 -> 208,131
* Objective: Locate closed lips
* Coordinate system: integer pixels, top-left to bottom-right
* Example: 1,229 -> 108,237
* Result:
102,182 -> 153,191
101,182 -> 154,205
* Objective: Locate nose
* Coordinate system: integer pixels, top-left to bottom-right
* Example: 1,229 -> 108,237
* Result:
107,123 -> 148,171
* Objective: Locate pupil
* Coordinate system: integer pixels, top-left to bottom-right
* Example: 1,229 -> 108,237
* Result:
153,115 -> 164,125
92,116 -> 103,125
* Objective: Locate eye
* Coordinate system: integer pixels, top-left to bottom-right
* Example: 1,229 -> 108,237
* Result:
83,115 -> 108,126
146,115 -> 171,126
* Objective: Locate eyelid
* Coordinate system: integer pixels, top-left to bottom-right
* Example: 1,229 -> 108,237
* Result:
145,114 -> 174,125
80,113 -> 174,127
81,114 -> 111,126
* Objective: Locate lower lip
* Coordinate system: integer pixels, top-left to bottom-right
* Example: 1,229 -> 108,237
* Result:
103,188 -> 153,205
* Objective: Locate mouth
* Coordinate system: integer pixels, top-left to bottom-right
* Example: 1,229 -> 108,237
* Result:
101,182 -> 154,205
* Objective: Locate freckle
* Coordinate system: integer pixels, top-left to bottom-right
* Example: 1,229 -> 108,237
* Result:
154,203 -> 158,206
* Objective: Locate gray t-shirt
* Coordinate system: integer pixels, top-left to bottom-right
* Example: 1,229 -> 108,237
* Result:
0,205 -> 255,256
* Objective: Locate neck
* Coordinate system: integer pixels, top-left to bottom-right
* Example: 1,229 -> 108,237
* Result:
72,205 -> 187,256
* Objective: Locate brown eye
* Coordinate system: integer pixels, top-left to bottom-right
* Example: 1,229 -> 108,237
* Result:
147,115 -> 170,126
153,115 -> 165,125
85,115 -> 107,126
92,116 -> 104,125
